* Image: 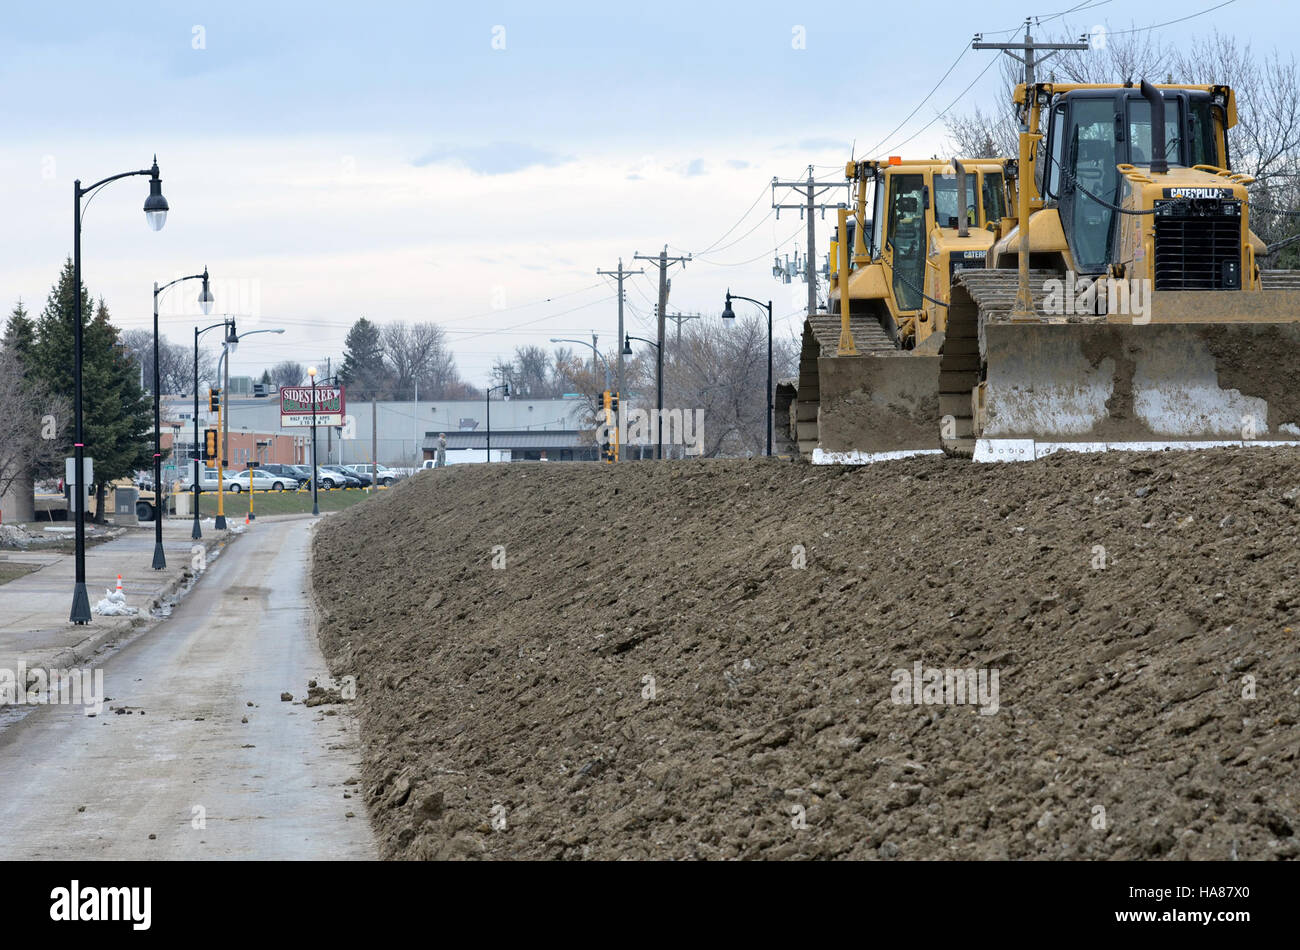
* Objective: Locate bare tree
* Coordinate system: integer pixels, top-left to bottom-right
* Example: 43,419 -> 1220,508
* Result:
120,329 -> 215,395
0,346 -> 68,500
639,316 -> 799,458
382,321 -> 461,398
270,360 -> 306,389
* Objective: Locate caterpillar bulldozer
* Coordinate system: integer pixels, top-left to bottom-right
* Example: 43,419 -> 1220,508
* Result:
792,156 -> 1011,462
942,79 -> 1300,459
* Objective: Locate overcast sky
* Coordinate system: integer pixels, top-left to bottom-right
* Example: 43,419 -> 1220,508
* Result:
3,0 -> 1289,386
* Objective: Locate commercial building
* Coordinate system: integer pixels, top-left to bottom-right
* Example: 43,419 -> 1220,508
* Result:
159,393 -> 594,467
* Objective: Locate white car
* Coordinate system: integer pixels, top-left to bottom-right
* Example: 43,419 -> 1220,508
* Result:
183,467 -> 220,492
346,463 -> 403,486
226,469 -> 292,492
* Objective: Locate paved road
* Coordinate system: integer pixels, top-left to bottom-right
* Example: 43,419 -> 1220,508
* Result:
0,517 -> 375,859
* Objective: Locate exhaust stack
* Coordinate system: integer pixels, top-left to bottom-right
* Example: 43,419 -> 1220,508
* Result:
954,158 -> 969,237
1140,80 -> 1168,175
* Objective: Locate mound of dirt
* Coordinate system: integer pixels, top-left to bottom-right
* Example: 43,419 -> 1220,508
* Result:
311,451 -> 1300,860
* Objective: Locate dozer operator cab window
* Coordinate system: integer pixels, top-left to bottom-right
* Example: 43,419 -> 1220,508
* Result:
932,174 -> 978,229
870,176 -> 886,255
1128,97 -> 1184,166
1188,96 -> 1225,167
1048,96 -> 1121,274
982,172 -> 1006,224
885,173 -> 926,311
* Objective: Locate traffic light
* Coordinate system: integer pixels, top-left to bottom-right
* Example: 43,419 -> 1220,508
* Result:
610,391 -> 620,463
600,390 -> 614,463
204,428 -> 218,460
209,388 -> 221,412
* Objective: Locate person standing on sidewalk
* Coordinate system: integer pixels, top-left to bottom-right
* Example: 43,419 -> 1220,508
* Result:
435,434 -> 447,468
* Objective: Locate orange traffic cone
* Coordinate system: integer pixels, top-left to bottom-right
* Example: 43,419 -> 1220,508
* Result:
115,574 -> 123,593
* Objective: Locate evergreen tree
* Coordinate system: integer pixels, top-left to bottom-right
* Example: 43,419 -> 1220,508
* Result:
2,299 -> 35,360
30,261 -> 153,520
338,316 -> 389,397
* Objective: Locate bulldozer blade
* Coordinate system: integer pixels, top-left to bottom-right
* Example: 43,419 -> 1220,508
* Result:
976,318 -> 1300,459
811,353 -> 944,464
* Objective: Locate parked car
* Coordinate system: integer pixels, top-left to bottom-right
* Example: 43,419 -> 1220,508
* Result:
182,467 -> 221,492
311,467 -> 347,489
259,463 -> 310,488
322,465 -> 367,487
226,469 -> 291,492
346,463 -> 403,486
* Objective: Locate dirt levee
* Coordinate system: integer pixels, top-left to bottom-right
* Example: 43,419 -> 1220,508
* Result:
312,452 -> 1300,859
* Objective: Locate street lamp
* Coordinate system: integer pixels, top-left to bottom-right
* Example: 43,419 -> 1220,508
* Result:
150,267 -> 212,570
486,382 -> 510,460
213,326 -> 283,529
69,157 -> 168,624
308,366 -> 319,515
721,289 -> 774,457
192,319 -> 233,540
622,334 -> 662,460
549,336 -> 611,391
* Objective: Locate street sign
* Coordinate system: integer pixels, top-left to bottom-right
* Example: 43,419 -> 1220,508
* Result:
280,385 -> 345,427
65,456 -> 93,515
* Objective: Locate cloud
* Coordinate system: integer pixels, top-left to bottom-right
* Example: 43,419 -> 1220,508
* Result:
725,159 -> 751,169
412,142 -> 573,175
683,158 -> 706,177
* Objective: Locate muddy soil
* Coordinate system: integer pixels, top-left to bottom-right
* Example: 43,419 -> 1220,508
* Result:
312,451 -> 1300,860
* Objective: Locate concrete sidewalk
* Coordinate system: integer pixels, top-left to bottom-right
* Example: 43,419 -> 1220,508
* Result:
0,519 -> 236,672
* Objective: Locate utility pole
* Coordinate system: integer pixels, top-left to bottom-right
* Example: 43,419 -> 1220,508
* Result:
664,311 -> 703,348
973,22 -> 1089,316
371,394 -> 378,493
633,246 -> 690,460
597,258 -> 644,441
325,356 -> 332,464
772,166 -> 849,318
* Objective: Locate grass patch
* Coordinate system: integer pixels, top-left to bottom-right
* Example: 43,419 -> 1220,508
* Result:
0,561 -> 39,586
193,487 -> 379,518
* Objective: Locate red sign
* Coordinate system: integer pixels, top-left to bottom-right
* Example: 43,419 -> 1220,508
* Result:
280,385 -> 345,427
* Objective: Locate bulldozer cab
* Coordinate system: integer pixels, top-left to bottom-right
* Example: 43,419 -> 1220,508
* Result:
885,178 -> 928,310
1041,85 -> 1232,274
839,159 -> 1009,334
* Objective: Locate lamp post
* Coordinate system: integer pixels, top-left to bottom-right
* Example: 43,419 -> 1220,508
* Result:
622,334 -> 661,461
721,290 -> 774,457
486,382 -> 510,461
151,268 -> 213,569
69,157 -> 168,624
192,319 -> 237,539
549,336 -> 611,392
213,326 -> 283,528
308,366 -> 320,515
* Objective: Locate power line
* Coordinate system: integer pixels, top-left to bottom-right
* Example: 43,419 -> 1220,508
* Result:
862,45 -> 971,159
872,54 -> 1002,157
695,220 -> 806,267
1105,0 -> 1237,35
689,181 -> 771,255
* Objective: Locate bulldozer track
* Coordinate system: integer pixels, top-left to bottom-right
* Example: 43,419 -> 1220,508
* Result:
804,312 -> 897,356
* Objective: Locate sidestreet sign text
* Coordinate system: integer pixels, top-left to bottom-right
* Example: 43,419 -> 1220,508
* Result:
280,385 -> 345,427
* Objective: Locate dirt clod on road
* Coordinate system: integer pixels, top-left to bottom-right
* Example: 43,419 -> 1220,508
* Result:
312,452 -> 1300,860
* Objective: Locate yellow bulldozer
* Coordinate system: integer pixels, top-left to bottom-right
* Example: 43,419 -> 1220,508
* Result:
940,79 -> 1300,458
793,156 -> 1011,461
